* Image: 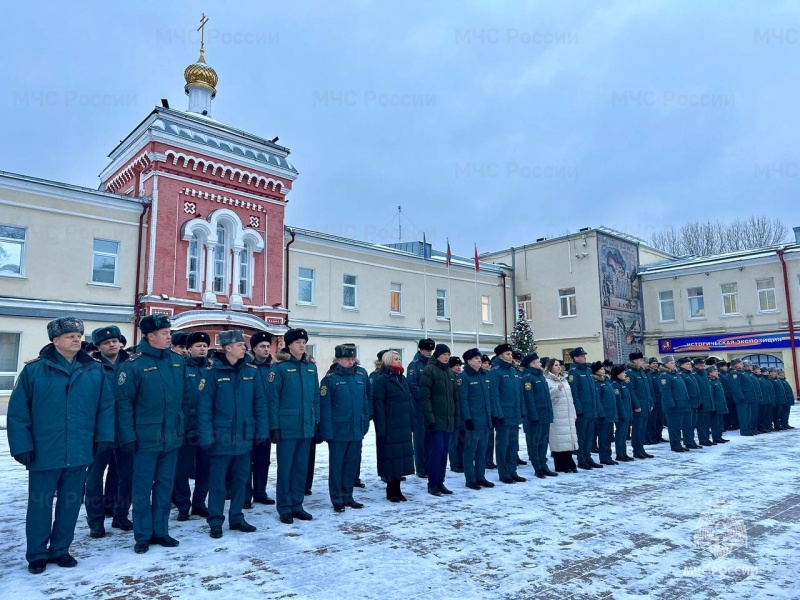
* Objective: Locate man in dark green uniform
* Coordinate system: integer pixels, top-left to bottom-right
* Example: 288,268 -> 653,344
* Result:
116,314 -> 186,554
266,328 -> 320,524
9,317 -> 115,574
657,356 -> 691,452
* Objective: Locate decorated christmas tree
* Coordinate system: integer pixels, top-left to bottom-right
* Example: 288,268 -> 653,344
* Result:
511,305 -> 537,355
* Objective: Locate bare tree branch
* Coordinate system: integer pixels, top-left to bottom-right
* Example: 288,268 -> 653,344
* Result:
650,217 -> 789,256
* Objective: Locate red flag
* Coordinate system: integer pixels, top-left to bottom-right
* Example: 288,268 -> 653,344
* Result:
474,243 -> 480,272
446,238 -> 452,267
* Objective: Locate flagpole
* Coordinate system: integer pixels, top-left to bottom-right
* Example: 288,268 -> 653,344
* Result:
447,238 -> 454,349
475,265 -> 480,350
423,232 -> 428,337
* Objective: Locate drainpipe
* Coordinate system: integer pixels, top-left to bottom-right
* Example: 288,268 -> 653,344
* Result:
500,272 -> 508,342
777,248 -> 799,396
284,228 -> 296,326
510,247 -> 517,321
132,169 -> 150,346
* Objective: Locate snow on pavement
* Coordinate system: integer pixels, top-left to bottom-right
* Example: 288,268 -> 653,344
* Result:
1,411 -> 799,600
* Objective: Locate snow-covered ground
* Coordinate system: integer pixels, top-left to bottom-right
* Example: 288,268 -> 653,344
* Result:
1,412 -> 799,600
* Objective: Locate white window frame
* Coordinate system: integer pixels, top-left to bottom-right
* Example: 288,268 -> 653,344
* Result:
305,344 -> 315,359
390,282 -> 402,314
436,289 -> 448,318
91,238 -> 120,286
481,295 -> 492,323
238,245 -> 251,297
212,224 -> 229,294
756,278 -> 777,312
187,235 -> 203,292
687,286 -> 705,319
0,224 -> 26,277
517,294 -> 533,321
720,282 -> 739,316
0,331 -> 21,391
658,290 -> 675,322
558,287 -> 577,318
388,347 -> 404,363
297,267 -> 315,304
343,274 -> 358,309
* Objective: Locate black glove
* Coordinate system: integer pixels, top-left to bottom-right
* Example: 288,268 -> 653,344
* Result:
425,421 -> 436,430
13,451 -> 34,467
269,429 -> 281,444
313,423 -> 324,444
464,419 -> 475,431
492,416 -> 504,426
120,442 -> 136,454
254,437 -> 268,446
94,442 -> 114,456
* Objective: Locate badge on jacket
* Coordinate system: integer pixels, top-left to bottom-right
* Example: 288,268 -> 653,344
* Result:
524,382 -> 532,391
269,372 -> 276,382
320,386 -> 327,396
118,372 -> 126,385
198,379 -> 205,391
568,375 -> 574,382
661,379 -> 667,385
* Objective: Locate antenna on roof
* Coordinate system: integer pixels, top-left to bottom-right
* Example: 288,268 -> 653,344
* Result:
398,205 -> 402,241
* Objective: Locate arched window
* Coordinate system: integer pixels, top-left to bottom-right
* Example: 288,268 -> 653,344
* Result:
187,235 -> 201,291
741,354 -> 783,370
213,224 -> 228,293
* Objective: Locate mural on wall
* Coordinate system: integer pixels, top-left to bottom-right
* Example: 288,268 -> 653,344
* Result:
598,233 -> 645,363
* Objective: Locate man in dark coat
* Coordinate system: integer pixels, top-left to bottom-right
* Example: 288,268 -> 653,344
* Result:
707,365 -> 729,444
489,343 -> 525,483
320,344 -> 371,512
373,350 -> 414,501
457,348 -> 499,489
693,358 -> 714,446
727,358 -> 753,436
677,358 -> 702,449
626,352 -> 654,459
645,357 -> 666,443
245,330 -> 276,507
84,325 -> 134,538
407,338 -> 435,478
420,343 -> 460,496
116,314 -> 186,554
8,317 -> 115,574
198,330 -> 268,537
658,356 -> 691,452
593,362 -> 618,465
174,331 -> 212,521
777,369 -> 796,429
568,347 -> 604,469
521,353 -> 556,477
266,328 -> 320,524
611,365 -> 633,461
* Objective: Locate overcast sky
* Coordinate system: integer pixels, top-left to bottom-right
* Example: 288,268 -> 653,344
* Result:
2,1 -> 799,255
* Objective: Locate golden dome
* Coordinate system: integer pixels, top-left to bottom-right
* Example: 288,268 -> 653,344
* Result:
184,48 -> 218,98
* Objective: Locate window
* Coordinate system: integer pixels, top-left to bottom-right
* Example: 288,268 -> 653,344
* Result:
757,278 -> 777,312
212,225 -> 227,293
304,344 -> 315,359
436,289 -> 448,318
658,290 -> 675,321
343,274 -> 358,308
558,287 -> 577,317
388,348 -> 404,363
687,287 -> 705,318
741,353 -> 783,370
0,332 -> 20,390
720,283 -> 739,315
92,239 -> 119,285
390,282 -> 402,314
481,295 -> 492,323
238,247 -> 250,296
0,225 -> 25,276
187,235 -> 201,291
298,268 -> 315,304
517,294 -> 533,321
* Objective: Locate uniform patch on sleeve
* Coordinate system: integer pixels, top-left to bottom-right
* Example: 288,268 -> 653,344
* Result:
568,375 -> 574,383
320,385 -> 327,396
524,382 -> 532,391
457,378 -> 463,386
118,372 -> 126,385
269,372 -> 276,383
198,379 -> 205,391
408,369 -> 415,376
625,376 -> 630,384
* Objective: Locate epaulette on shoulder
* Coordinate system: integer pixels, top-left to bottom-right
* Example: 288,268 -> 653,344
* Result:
246,363 -> 258,369
324,369 -> 334,378
127,353 -> 143,361
24,357 -> 41,365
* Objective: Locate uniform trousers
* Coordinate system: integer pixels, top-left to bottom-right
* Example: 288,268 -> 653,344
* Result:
463,428 -> 489,484
276,438 -> 312,516
131,449 -> 179,544
575,415 -> 595,465
328,440 -> 362,505
207,452 -> 250,527
26,466 -> 87,563
85,447 -> 132,527
494,424 -> 520,479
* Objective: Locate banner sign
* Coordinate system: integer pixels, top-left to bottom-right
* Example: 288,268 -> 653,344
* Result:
658,331 -> 798,354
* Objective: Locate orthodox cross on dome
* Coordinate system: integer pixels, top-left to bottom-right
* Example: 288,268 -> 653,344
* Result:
198,13 -> 209,51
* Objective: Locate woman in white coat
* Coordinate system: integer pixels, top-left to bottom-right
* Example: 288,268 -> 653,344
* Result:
546,359 -> 579,473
